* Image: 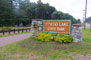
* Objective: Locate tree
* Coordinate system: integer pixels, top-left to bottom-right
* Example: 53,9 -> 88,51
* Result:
76,19 -> 81,24
19,1 -> 55,20
0,0 -> 77,26
0,0 -> 15,26
51,11 -> 76,24
86,17 -> 91,32
36,3 -> 55,19
86,17 -> 91,23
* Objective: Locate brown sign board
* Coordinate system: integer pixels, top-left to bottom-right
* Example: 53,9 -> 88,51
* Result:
42,19 -> 72,34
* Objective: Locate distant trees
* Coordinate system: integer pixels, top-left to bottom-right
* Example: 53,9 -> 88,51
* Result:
0,0 -> 15,26
85,17 -> 91,31
86,17 -> 91,23
0,0 -> 77,27
51,11 -> 76,24
76,19 -> 81,24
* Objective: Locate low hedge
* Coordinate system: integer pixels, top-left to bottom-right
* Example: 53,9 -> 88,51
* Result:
35,32 -> 74,43
35,33 -> 53,42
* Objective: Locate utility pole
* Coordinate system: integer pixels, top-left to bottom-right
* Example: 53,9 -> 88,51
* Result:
38,0 -> 41,3
83,10 -> 85,24
39,0 -> 41,2
90,22 -> 91,32
84,0 -> 88,29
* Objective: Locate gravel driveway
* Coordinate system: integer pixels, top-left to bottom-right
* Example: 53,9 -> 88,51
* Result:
0,33 -> 32,47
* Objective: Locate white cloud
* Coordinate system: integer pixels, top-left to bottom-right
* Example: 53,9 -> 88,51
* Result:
30,0 -> 91,21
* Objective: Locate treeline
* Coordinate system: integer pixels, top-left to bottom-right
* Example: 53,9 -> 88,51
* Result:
0,0 -> 79,27
86,17 -> 91,23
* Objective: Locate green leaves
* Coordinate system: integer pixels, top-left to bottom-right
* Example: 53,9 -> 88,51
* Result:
51,11 -> 76,24
36,33 -> 53,42
0,0 -> 76,26
86,17 -> 91,23
0,0 -> 15,26
55,34 -> 74,43
35,33 -> 74,43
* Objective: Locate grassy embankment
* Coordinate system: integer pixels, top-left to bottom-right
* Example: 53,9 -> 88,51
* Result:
0,29 -> 91,60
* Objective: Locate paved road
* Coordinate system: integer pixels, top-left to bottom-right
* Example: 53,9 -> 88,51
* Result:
0,33 -> 32,47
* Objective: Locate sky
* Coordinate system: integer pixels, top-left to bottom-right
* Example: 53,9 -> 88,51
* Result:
30,0 -> 91,22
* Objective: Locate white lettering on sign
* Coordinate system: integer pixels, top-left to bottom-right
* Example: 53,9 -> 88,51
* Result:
47,27 -> 65,31
59,23 -> 68,26
45,23 -> 58,26
57,28 -> 65,31
45,23 -> 68,26
48,27 -> 56,30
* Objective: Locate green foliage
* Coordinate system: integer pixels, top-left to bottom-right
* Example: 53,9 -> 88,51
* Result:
55,34 -> 73,43
76,19 -> 81,24
33,23 -> 39,30
32,23 -> 39,34
0,0 -> 77,27
0,0 -> 15,26
35,33 -> 73,43
35,33 -> 53,42
51,11 -> 76,24
86,16 -> 91,23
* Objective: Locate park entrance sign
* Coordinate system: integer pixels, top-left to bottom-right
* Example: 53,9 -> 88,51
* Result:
42,19 -> 72,34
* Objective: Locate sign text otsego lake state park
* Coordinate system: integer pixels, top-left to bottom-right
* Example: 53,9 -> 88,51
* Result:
42,19 -> 72,34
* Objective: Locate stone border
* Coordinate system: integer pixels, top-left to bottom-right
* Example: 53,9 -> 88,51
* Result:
71,24 -> 82,42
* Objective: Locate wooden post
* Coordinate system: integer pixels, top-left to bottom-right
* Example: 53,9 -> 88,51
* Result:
9,29 -> 11,34
29,28 -> 30,31
18,29 -> 20,33
26,29 -> 27,32
3,31 -> 5,35
14,29 -> 15,34
22,28 -> 23,32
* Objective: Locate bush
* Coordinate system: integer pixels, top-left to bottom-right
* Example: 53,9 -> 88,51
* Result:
35,33 -> 74,43
35,32 -> 53,42
55,34 -> 73,43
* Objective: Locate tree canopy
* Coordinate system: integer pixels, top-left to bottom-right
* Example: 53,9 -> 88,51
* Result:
86,17 -> 91,23
0,0 -> 77,27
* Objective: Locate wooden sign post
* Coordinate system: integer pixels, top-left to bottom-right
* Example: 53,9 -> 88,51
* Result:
42,19 -> 72,34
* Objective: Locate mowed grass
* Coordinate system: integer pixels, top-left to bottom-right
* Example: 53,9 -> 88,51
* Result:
0,29 -> 91,60
82,29 -> 91,43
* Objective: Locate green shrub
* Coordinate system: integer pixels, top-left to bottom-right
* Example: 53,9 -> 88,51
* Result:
35,32 -> 53,42
35,33 -> 74,43
55,34 -> 73,43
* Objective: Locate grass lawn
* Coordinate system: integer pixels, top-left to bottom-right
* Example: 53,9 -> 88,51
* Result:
82,29 -> 91,43
0,29 -> 91,60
